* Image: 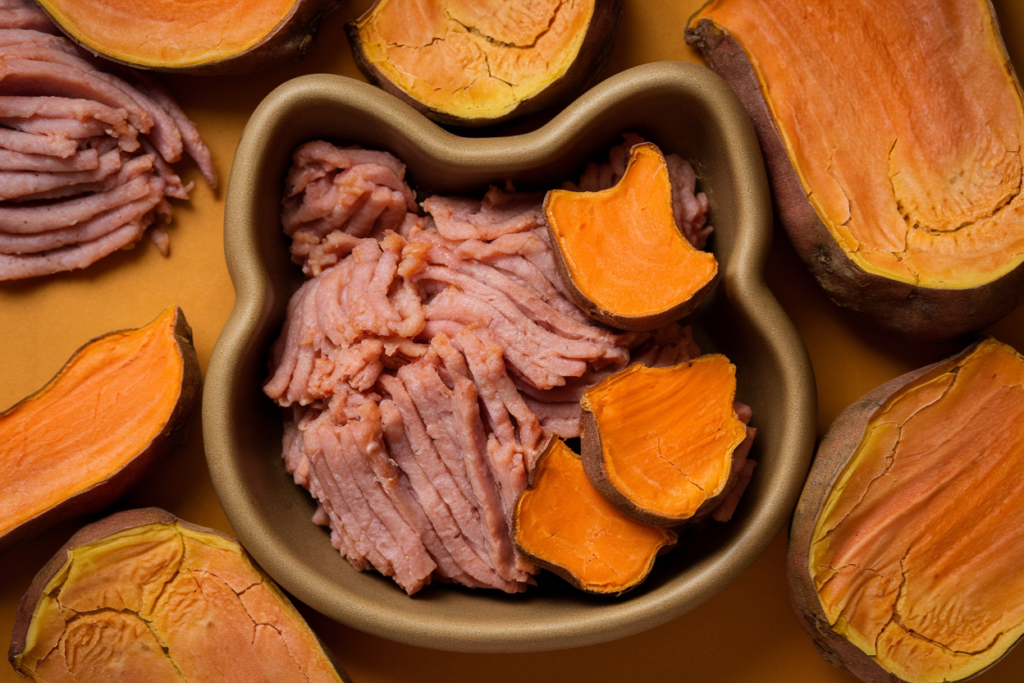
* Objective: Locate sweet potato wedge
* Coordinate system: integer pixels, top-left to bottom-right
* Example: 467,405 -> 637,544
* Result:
0,307 -> 200,550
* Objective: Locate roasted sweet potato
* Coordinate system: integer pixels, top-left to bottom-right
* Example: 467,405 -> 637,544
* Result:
544,142 -> 718,331
347,0 -> 623,126
512,438 -> 677,595
580,355 -> 749,526
0,307 -> 200,550
8,508 -> 351,682
34,0 -> 346,73
788,338 -> 1024,683
686,0 -> 1024,341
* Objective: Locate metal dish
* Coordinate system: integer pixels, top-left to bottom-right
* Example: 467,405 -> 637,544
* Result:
203,61 -> 816,653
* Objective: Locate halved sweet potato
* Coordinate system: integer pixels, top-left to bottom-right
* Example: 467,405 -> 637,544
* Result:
686,0 -> 1024,341
0,307 -> 200,550
788,338 -> 1024,683
512,438 -> 677,595
34,0 -> 346,73
347,0 -> 623,126
544,142 -> 718,331
8,508 -> 350,682
580,355 -> 747,526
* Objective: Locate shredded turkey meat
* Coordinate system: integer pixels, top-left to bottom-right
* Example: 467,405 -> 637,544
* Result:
266,136 -> 751,595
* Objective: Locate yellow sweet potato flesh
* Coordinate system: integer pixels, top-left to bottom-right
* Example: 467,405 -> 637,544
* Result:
353,0 -> 595,120
810,338 -> 1024,683
13,519 -> 344,683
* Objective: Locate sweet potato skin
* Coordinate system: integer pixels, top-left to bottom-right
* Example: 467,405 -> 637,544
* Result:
786,341 -> 1024,683
0,308 -> 200,552
346,0 -> 623,127
37,0 -> 347,74
684,11 -> 1024,343
8,507 -> 352,682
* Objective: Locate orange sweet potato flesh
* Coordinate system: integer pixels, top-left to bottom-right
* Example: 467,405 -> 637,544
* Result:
512,438 -> 676,594
581,355 -> 747,526
544,142 -> 718,331
789,338 -> 1024,683
0,307 -> 200,550
686,0 -> 1024,341
347,0 -> 622,125
9,508 -> 350,683
35,0 -> 345,73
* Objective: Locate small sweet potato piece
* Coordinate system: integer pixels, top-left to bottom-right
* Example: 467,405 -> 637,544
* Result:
512,438 -> 677,595
0,307 -> 200,550
543,142 -> 718,331
581,355 -> 747,526
788,338 -> 1024,683
347,0 -> 623,126
685,0 -> 1024,341
35,0 -> 346,73
8,508 -> 351,682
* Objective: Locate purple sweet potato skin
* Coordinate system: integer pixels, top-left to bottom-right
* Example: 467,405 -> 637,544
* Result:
0,308 -> 200,552
684,14 -> 1024,343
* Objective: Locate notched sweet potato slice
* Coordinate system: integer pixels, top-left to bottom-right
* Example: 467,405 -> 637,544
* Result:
788,338 -> 1024,683
35,0 -> 346,73
0,307 -> 200,550
581,355 -> 747,526
686,0 -> 1024,341
8,508 -> 350,683
544,142 -> 718,331
512,438 -> 677,595
347,0 -> 623,126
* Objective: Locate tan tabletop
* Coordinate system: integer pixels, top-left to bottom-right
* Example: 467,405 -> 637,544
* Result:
2,1 -> 1024,681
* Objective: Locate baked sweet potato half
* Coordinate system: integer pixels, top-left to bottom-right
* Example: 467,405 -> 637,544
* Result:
686,0 -> 1024,341
346,0 -> 622,126
788,338 -> 1024,683
8,508 -> 351,682
34,0 -> 346,73
0,307 -> 200,550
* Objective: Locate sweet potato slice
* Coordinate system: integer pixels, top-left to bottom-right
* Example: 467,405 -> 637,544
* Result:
581,355 -> 747,526
347,0 -> 622,126
512,438 -> 677,595
788,338 -> 1024,683
8,508 -> 350,682
686,0 -> 1024,341
0,307 -> 199,550
34,0 -> 345,73
543,142 -> 718,331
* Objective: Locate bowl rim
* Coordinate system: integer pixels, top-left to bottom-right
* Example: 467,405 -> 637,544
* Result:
204,61 -> 817,653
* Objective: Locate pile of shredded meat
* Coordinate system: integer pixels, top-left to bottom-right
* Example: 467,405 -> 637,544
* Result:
0,0 -> 216,281
265,135 -> 755,595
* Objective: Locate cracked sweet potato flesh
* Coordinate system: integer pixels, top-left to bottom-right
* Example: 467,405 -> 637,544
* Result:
791,338 -> 1024,683
347,0 -> 621,125
35,0 -> 344,73
9,508 -> 348,683
0,307 -> 199,550
544,142 -> 718,331
686,0 -> 1024,340
512,439 -> 676,594
580,355 -> 746,526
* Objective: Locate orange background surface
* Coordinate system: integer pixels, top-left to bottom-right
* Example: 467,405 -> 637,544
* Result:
2,1 -> 1024,681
